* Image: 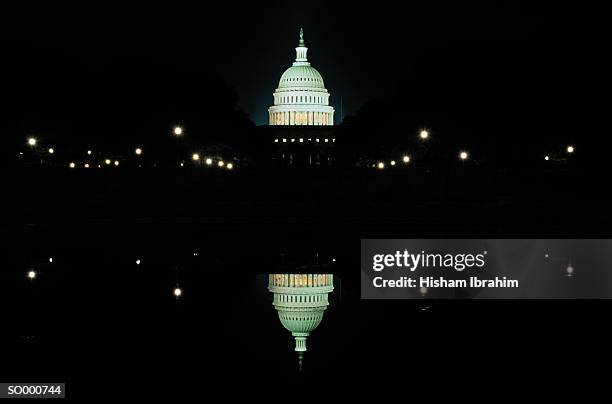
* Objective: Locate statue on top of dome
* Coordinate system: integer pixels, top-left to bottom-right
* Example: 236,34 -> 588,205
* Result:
299,28 -> 305,46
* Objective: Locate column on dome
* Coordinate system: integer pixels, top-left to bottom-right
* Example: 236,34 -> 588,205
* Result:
308,111 -> 312,125
323,113 -> 327,125
290,111 -> 294,125
314,111 -> 318,125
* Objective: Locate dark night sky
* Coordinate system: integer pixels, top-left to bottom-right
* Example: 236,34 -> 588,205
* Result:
0,2 -> 597,126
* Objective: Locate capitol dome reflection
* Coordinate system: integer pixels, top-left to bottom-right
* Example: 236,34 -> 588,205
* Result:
268,273 -> 334,370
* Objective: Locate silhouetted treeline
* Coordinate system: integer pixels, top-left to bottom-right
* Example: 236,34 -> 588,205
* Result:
2,40 -> 257,165
339,39 -> 596,169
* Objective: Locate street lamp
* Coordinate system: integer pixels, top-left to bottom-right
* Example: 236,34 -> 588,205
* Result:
69,162 -> 76,168
27,137 -> 37,147
226,163 -> 234,170
218,161 -> 225,167
192,153 -> 200,161
567,145 -> 575,154
390,160 -> 396,166
459,151 -> 469,161
105,159 -> 111,165
419,130 -> 429,140
48,148 -> 54,154
27,270 -> 37,280
402,155 -> 410,163
173,126 -> 183,136
377,162 -> 385,170
205,158 -> 213,166
135,147 -> 142,156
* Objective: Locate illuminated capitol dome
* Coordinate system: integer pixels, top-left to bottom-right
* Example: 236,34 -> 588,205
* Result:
268,273 -> 334,369
268,29 -> 335,126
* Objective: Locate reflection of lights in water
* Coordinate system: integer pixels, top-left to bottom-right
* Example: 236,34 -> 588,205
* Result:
268,274 -> 334,371
48,257 -> 53,263
420,286 -> 428,297
566,263 -> 574,277
135,259 -> 141,265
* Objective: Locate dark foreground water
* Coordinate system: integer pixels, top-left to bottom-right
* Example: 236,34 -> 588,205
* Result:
2,168 -> 611,397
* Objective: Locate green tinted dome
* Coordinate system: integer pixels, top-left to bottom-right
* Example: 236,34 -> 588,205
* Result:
278,65 -> 325,89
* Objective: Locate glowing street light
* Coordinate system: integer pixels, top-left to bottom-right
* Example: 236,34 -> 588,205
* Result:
377,162 -> 385,170
192,153 -> 200,161
84,163 -> 90,168
136,259 -> 141,265
205,158 -> 213,166
27,137 -> 37,147
390,160 -> 396,166
402,155 -> 410,164
135,147 -> 143,156
114,160 -> 119,166
27,270 -> 37,280
48,148 -> 55,154
173,126 -> 183,136
459,151 -> 469,161
419,130 -> 429,140
69,162 -> 76,168
226,163 -> 234,170
567,145 -> 575,154
566,263 -> 574,277
544,155 -> 550,161
218,161 -> 225,167
105,159 -> 111,165
174,287 -> 183,298
87,150 -> 92,155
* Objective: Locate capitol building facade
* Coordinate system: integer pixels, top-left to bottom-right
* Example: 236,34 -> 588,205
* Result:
268,29 -> 334,126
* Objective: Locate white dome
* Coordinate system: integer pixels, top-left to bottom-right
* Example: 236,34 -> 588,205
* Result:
268,29 -> 334,126
278,65 -> 325,89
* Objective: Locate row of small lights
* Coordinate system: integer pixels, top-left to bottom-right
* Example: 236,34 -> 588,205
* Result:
275,138 -> 335,143
26,126 -> 235,170
375,130 -> 575,169
26,127 -> 576,168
